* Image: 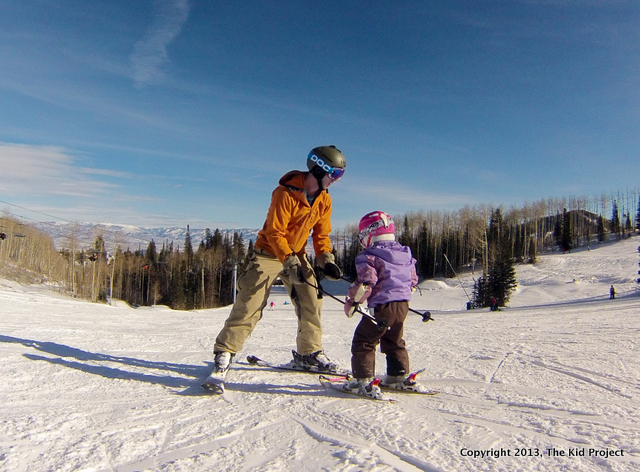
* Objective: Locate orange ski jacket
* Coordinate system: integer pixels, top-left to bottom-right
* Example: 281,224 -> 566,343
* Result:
255,171 -> 333,263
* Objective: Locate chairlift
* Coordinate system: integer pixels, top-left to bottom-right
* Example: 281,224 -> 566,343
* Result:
0,231 -> 25,239
0,223 -> 27,236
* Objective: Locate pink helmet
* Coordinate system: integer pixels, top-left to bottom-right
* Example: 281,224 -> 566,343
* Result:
358,211 -> 395,247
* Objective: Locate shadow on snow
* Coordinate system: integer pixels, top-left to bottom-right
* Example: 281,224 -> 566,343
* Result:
0,334 -> 209,390
0,335 -> 338,398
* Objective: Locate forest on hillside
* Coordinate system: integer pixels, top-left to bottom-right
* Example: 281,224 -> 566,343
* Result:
1,191 -> 639,310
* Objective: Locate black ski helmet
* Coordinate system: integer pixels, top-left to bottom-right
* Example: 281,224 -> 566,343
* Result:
307,145 -> 346,182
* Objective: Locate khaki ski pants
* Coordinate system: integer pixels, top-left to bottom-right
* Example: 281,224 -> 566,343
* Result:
214,249 -> 323,355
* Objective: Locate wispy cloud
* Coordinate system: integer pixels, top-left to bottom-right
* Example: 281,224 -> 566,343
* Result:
341,178 -> 473,212
0,142 -> 120,198
129,0 -> 190,87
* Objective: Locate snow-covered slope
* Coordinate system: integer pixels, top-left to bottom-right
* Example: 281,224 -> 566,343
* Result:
1,237 -> 639,471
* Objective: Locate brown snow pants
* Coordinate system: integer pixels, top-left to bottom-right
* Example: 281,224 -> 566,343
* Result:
351,301 -> 410,379
214,248 -> 324,355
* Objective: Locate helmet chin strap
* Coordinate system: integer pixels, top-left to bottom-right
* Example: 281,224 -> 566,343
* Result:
311,166 -> 327,190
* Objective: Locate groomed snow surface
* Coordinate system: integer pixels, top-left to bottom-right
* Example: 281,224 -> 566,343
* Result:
1,237 -> 639,472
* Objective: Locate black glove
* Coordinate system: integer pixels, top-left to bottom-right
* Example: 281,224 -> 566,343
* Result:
323,261 -> 342,281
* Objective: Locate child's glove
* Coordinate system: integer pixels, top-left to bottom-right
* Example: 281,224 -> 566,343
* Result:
344,298 -> 358,318
348,283 -> 372,303
344,283 -> 372,318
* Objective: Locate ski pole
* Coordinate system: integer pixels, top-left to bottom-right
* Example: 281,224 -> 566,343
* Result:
301,279 -> 390,331
337,275 -> 433,323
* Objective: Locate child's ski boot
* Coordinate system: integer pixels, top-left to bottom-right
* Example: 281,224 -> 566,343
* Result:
344,377 -> 384,400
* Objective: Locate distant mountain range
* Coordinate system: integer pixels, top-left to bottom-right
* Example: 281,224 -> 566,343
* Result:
32,222 -> 261,252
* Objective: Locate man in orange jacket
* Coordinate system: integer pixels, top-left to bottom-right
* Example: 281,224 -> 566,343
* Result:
209,146 -> 346,389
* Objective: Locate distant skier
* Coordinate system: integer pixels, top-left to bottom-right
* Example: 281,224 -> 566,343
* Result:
610,285 -> 616,300
269,301 -> 275,310
342,211 -> 429,398
490,296 -> 498,311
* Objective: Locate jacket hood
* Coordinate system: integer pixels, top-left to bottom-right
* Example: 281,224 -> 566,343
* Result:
278,170 -> 307,189
367,240 -> 413,265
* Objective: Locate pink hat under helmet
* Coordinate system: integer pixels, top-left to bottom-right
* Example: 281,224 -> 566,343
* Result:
358,211 -> 395,247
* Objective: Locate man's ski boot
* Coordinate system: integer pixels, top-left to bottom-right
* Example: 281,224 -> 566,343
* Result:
344,377 -> 384,400
380,371 -> 431,393
291,350 -> 339,373
201,351 -> 235,393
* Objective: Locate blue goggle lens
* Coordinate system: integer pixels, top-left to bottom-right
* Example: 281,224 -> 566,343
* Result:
329,167 -> 345,180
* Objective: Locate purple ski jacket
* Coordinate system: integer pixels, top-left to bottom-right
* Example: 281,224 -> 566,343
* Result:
354,240 -> 418,308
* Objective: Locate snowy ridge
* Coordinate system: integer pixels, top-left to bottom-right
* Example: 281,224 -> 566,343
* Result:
1,237 -> 639,471
31,221 -> 260,252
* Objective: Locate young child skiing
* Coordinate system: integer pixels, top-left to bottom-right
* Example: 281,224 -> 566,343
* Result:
342,211 -> 427,399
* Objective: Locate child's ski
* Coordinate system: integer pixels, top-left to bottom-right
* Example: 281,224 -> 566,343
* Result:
379,368 -> 439,395
379,383 -> 439,395
246,354 -> 351,377
319,375 -> 397,402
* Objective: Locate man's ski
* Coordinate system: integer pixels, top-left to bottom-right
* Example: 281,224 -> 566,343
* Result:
319,375 -> 397,402
246,353 -> 351,377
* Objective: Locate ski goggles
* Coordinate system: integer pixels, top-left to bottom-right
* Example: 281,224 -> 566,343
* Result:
357,217 -> 392,242
308,152 -> 345,181
327,166 -> 345,181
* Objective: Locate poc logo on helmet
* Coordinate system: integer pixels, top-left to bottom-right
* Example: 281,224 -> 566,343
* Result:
309,154 -> 332,172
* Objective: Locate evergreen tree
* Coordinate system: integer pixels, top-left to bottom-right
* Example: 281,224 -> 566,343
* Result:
143,239 -> 158,305
561,208 -> 572,252
184,225 -> 194,267
597,215 -> 606,242
416,222 -> 430,278
472,275 -> 489,308
636,196 -> 640,232
212,229 -> 223,250
93,235 -> 106,261
487,254 -> 517,307
245,239 -> 254,266
513,225 -> 524,263
473,209 -> 517,308
182,226 -> 197,309
90,236 -> 108,302
169,247 -> 186,309
553,214 -> 562,249
342,229 -> 361,281
146,239 -> 157,264
232,232 -> 246,266
611,201 -> 621,238
399,215 -> 412,248
203,229 -> 213,250
528,235 -> 537,264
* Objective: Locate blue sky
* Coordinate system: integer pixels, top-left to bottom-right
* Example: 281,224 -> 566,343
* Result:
1,0 -> 639,231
